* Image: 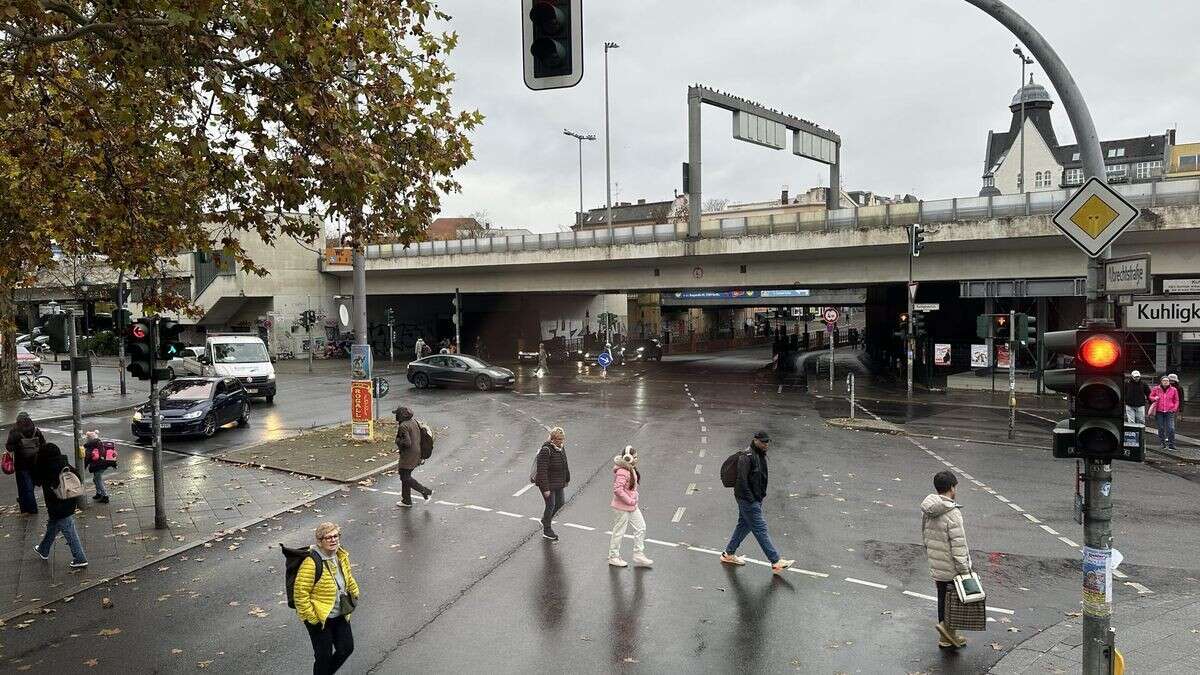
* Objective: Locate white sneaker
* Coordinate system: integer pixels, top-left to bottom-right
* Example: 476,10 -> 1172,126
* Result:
608,557 -> 628,568
720,552 -> 746,566
771,558 -> 795,573
632,553 -> 654,567
396,500 -> 412,508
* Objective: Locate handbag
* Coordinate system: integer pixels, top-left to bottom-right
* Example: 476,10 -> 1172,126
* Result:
1,451 -> 13,475
1147,401 -> 1157,417
953,570 -> 986,604
945,587 -> 987,631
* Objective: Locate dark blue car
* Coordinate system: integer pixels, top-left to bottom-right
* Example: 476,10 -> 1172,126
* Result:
131,377 -> 250,440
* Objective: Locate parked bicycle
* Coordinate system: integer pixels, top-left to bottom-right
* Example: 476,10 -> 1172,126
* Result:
19,372 -> 54,398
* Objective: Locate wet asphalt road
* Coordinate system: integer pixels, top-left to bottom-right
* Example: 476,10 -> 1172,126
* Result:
6,349 -> 1199,674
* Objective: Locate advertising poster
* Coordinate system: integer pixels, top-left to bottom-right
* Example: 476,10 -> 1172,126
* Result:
351,380 -> 374,441
970,344 -> 990,368
996,344 -> 1011,369
934,343 -> 951,366
1082,546 -> 1112,617
350,344 -> 373,381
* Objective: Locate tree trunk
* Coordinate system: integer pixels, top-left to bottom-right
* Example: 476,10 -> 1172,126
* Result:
0,282 -> 21,400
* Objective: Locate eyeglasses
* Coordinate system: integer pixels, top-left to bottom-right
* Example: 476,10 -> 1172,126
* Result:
319,533 -> 340,541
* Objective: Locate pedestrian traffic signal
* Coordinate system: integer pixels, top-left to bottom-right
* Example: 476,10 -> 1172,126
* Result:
911,312 -> 927,338
993,315 -> 1010,341
1016,313 -> 1037,345
157,318 -> 186,360
1044,326 -> 1143,462
522,0 -> 583,90
385,307 -> 394,326
127,318 -> 155,380
450,295 -> 459,327
114,308 -> 132,334
894,314 -> 909,341
44,313 -> 69,353
910,224 -> 926,258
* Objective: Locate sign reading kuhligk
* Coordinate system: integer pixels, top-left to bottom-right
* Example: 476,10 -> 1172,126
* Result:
1124,295 -> 1200,329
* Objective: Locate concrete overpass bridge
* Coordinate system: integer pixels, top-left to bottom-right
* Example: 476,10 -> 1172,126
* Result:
327,180 -> 1200,296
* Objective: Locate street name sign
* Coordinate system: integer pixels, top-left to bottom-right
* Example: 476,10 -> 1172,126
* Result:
1102,254 -> 1151,294
914,303 -> 940,312
1052,177 -> 1139,258
1163,278 -> 1200,294
1123,295 -> 1200,330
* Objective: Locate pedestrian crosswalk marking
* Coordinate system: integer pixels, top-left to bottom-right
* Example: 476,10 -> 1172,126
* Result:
1022,513 -> 1041,523
671,507 -> 686,523
686,483 -> 698,495
1007,503 -> 1025,513
644,538 -> 679,548
687,546 -> 721,555
496,511 -> 525,518
1124,582 -> 1153,594
435,500 -> 462,506
512,484 -> 537,498
1058,536 -> 1080,548
562,522 -> 594,531
694,464 -> 703,475
845,577 -> 888,590
1040,525 -> 1060,535
465,505 -> 492,512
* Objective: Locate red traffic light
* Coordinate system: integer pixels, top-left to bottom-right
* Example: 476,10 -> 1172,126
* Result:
1079,335 -> 1120,369
131,324 -> 146,339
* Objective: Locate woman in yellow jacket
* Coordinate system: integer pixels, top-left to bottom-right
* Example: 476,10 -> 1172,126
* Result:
294,522 -> 361,674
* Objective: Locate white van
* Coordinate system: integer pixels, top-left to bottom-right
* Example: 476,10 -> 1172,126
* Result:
183,334 -> 277,403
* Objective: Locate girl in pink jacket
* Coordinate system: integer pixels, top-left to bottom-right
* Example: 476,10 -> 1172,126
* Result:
608,446 -> 652,568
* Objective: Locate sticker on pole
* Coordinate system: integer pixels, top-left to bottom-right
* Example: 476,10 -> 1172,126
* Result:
1052,177 -> 1139,258
822,307 -> 840,325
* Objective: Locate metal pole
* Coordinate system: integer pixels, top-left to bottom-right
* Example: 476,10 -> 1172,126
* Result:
578,137 -> 584,229
907,226 -> 915,399
150,318 -> 165,528
389,324 -> 394,362
352,249 -> 367,346
454,288 -> 461,352
828,146 -> 841,211
1017,48 -> 1028,194
848,373 -> 855,420
307,295 -> 314,374
116,276 -> 126,396
961,3 -> 1114,670
603,43 -> 617,242
66,310 -> 83,480
828,324 -> 834,392
1008,309 -> 1017,440
687,87 -> 702,239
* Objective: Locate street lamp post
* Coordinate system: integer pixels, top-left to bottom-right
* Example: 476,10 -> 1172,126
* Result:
603,41 -> 619,243
1013,45 -> 1034,193
563,129 -> 596,229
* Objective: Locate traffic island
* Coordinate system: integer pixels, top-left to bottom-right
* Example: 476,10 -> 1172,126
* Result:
825,417 -> 905,435
218,420 -> 399,483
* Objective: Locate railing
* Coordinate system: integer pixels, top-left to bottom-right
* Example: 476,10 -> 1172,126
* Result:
360,178 -> 1200,262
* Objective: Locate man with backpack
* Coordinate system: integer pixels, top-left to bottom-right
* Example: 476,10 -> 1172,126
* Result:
393,406 -> 432,507
719,431 -> 794,573
6,412 -> 44,514
32,443 -> 88,568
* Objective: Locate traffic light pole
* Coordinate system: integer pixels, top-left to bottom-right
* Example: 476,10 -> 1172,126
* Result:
1008,309 -> 1017,440
66,310 -> 83,483
907,241 -> 914,399
150,319 -> 166,529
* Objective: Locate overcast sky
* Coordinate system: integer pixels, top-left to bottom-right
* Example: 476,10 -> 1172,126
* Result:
431,0 -> 1200,232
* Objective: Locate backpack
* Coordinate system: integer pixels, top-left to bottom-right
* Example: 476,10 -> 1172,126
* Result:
720,450 -> 751,488
281,545 -> 324,609
418,423 -> 434,460
86,441 -> 118,471
17,434 -> 40,461
53,466 -> 84,499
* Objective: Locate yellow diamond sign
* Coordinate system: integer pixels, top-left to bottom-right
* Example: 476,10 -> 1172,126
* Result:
1052,177 -> 1140,258
1070,195 -> 1119,239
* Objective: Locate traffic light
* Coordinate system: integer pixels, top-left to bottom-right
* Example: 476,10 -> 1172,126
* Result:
522,0 -> 583,90
157,318 -> 186,360
993,314 -> 1010,341
894,313 -> 909,340
976,315 -> 989,340
910,223 -> 926,258
451,291 -> 460,328
44,314 -> 69,353
114,308 -> 132,334
912,312 -> 927,338
126,318 -> 155,380
1044,326 -> 1143,462
385,307 -> 395,326
1016,313 -> 1037,345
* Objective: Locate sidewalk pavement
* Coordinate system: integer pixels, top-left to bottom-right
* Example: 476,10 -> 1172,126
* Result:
1,389 -> 143,428
0,448 -> 335,622
990,592 -> 1200,673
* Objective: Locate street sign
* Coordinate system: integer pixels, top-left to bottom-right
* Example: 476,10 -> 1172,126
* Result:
372,377 -> 390,399
1051,177 -> 1139,258
1123,295 -> 1200,330
596,350 -> 613,368
1163,278 -> 1200,294
914,303 -> 940,312
1102,254 -> 1151,295
822,307 -> 840,324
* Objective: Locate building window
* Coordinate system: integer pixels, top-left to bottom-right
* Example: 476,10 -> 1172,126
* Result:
1072,152 -> 1080,161
1105,164 -> 1128,180
1034,171 -> 1050,188
1063,168 -> 1084,185
1106,147 -> 1126,158
1179,155 -> 1199,172
982,175 -> 994,188
1134,160 -> 1163,179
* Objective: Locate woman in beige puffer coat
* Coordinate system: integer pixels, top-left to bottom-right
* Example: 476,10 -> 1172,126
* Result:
921,470 -> 971,648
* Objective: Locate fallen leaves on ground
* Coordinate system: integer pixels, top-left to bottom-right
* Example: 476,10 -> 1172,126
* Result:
97,628 -> 122,637
83,659 -> 99,667
990,642 -> 1004,651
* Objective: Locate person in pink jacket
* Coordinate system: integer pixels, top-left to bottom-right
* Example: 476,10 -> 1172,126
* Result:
1150,375 -> 1180,450
608,445 -> 652,568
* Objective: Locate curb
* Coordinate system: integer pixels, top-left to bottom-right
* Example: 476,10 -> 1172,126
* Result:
3,403 -> 139,428
213,422 -> 401,484
1145,445 -> 1200,465
0,483 -> 343,624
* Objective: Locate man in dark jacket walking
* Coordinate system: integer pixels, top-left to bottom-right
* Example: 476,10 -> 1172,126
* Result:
1124,370 -> 1149,424
33,443 -> 88,567
393,407 -> 431,508
6,412 -> 45,514
721,431 -> 794,573
534,427 -> 570,541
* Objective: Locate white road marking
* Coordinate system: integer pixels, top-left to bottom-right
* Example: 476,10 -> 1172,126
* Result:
465,505 -> 492,512
791,569 -> 830,578
701,436 -> 707,444
986,606 -> 1016,615
701,426 -> 707,433
931,454 -> 945,461
562,522 -> 594,531
699,417 -> 705,423
435,500 -> 462,506
1022,513 -> 1041,523
694,464 -> 703,475
1124,582 -> 1153,594
1112,569 -> 1128,579
960,472 -> 975,481
359,486 -> 379,492
687,546 -> 722,555
512,483 -> 537,498
671,507 -> 686,523
645,538 -> 679,548
903,591 -> 937,602
698,449 -> 706,458
971,479 -> 985,487
1007,503 -> 1025,513
1040,525 -> 1060,535
777,385 -> 783,393
693,402 -> 699,408
995,495 -> 1011,503
844,577 -> 888,590
686,483 -> 697,495
496,511 -> 525,518
1058,536 -> 1080,548
382,490 -> 403,496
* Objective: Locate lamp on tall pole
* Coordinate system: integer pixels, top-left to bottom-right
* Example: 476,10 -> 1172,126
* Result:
1013,45 -> 1034,193
563,129 -> 596,229
603,41 -> 620,243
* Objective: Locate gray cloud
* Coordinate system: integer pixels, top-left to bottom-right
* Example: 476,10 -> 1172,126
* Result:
433,0 -> 1200,231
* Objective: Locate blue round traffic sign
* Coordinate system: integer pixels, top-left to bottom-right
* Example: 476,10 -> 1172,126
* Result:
597,351 -> 613,368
